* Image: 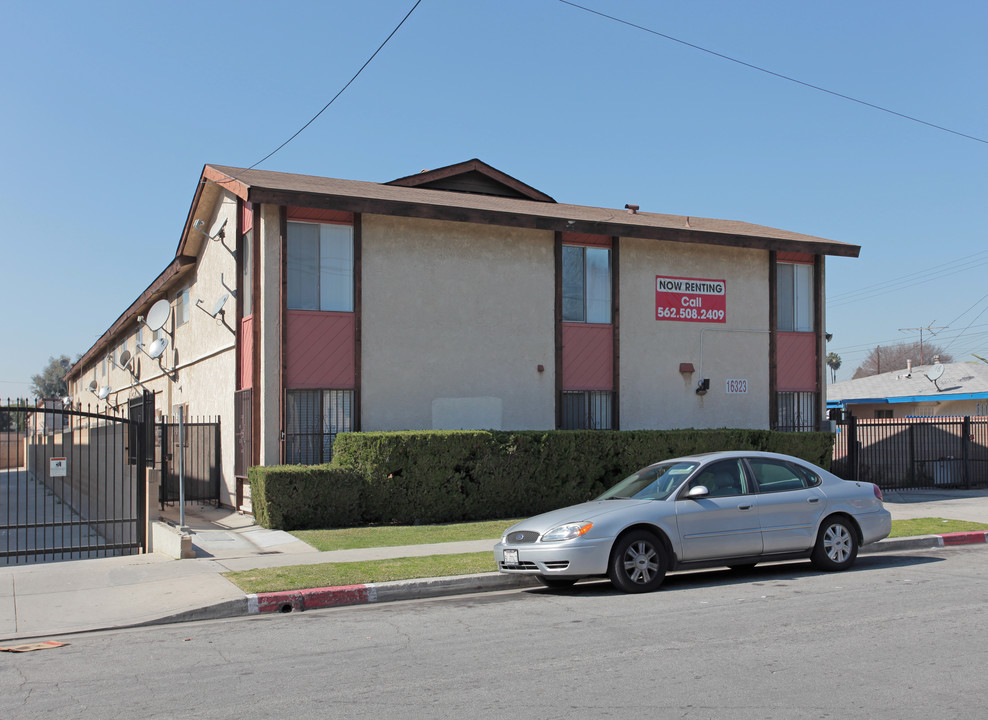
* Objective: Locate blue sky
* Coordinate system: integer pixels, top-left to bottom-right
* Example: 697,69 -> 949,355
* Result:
2,0 -> 987,399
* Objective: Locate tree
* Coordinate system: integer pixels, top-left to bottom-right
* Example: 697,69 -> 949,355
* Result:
826,352 -> 842,383
851,341 -> 952,379
30,355 -> 72,399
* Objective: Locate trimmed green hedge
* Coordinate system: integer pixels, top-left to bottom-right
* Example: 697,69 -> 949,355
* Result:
249,429 -> 834,530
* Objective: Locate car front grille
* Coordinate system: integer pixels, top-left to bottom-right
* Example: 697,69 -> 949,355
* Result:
504,530 -> 540,543
501,560 -> 539,571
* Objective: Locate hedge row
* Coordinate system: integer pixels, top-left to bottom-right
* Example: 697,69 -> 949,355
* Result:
249,429 -> 834,530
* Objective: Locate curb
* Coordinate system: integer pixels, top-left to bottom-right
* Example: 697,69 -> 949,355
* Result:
241,531 -> 988,616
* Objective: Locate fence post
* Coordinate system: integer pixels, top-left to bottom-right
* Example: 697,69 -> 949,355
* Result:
847,415 -> 859,482
963,416 -> 971,489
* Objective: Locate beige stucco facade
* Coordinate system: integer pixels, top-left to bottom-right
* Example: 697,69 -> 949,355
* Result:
360,215 -> 556,431
619,239 -> 772,430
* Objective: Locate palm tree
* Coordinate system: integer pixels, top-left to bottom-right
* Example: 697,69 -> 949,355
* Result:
826,352 -> 842,383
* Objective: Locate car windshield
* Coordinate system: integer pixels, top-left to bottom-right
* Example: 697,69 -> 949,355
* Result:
596,461 -> 699,501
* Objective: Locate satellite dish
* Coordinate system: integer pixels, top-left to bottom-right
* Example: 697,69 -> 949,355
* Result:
145,299 -> 171,332
118,349 -> 132,368
147,336 -> 169,359
97,385 -> 112,400
88,380 -> 98,392
210,293 -> 229,317
926,363 -> 945,382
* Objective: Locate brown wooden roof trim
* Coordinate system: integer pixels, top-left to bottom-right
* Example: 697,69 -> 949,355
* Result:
387,158 -> 556,203
66,255 -> 197,380
246,187 -> 860,258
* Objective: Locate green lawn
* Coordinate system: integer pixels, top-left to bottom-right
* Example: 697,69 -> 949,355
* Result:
291,518 -> 521,551
223,516 -> 988,595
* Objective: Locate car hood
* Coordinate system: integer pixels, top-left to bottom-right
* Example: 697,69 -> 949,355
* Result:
505,498 -> 655,536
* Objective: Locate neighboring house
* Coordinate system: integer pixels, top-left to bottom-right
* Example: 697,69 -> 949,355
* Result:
65,159 -> 859,510
828,361 -> 988,419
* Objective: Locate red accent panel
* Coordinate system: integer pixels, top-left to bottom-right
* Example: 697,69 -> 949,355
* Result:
242,202 -> 253,233
562,323 -> 613,390
777,332 -> 817,391
287,207 -> 354,224
286,311 -> 355,389
561,232 -> 611,247
777,251 -> 813,264
239,316 -> 253,389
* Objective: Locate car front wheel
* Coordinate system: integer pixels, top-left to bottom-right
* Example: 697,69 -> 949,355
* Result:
811,517 -> 859,571
608,530 -> 667,593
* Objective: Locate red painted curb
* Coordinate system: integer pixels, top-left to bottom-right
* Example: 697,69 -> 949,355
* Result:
940,531 -> 988,546
254,584 -> 374,613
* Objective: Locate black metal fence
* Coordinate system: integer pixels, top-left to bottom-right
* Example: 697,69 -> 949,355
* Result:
832,415 -> 988,490
158,418 -> 221,505
1,394 -> 151,565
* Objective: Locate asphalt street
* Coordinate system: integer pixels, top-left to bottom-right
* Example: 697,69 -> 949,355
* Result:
2,544 -> 985,720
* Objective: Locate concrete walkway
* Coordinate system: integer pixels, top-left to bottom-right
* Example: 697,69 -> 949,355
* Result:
1,490 -> 986,642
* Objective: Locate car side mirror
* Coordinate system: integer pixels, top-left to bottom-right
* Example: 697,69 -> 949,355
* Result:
687,485 -> 709,499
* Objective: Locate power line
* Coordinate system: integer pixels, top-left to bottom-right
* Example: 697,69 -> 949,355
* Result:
828,249 -> 988,303
210,0 -> 423,185
559,1 -> 988,146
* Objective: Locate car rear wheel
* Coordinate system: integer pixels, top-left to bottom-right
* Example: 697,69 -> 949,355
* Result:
608,530 -> 668,593
811,517 -> 858,571
536,576 -> 579,589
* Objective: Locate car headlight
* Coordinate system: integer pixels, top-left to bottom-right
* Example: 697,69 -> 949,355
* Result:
541,522 -> 594,542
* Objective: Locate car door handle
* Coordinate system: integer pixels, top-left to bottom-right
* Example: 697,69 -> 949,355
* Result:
807,497 -> 820,503
738,504 -> 752,510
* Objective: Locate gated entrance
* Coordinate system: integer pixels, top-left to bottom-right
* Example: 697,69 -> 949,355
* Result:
0,392 -> 153,565
832,415 -> 988,490
158,417 -> 221,505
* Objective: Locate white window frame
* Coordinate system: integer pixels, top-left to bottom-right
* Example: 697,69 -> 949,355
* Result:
777,262 -> 814,332
287,221 -> 354,312
562,245 -> 611,324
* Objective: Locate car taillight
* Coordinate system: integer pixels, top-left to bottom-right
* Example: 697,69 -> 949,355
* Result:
873,484 -> 884,502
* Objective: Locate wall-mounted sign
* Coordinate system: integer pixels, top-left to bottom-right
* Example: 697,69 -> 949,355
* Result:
656,276 -> 727,323
50,457 -> 67,477
725,379 -> 748,394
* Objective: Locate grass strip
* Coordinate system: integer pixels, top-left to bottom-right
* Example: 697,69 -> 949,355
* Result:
291,519 -> 521,551
887,517 -> 988,538
224,552 -> 496,594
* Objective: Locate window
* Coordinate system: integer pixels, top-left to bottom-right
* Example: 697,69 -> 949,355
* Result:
686,460 -> 748,497
562,245 -> 610,323
287,222 -> 353,312
748,458 -> 818,493
777,391 -> 817,432
777,262 -> 813,332
285,389 -> 353,464
175,287 -> 190,327
875,409 -> 893,419
561,390 -> 613,430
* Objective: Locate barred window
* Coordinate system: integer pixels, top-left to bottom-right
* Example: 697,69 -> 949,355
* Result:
777,391 -> 817,432
285,389 -> 353,464
562,390 -> 613,430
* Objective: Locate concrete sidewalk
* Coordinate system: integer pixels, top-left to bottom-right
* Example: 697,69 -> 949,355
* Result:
2,490 -> 986,642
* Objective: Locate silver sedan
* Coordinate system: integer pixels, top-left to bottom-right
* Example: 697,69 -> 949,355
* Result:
494,450 -> 892,593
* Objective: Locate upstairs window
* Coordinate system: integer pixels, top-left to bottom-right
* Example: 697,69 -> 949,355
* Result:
287,222 -> 353,312
174,287 -> 190,327
777,262 -> 813,332
563,246 -> 611,323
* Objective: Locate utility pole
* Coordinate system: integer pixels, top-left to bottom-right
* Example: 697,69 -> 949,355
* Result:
899,322 -> 948,365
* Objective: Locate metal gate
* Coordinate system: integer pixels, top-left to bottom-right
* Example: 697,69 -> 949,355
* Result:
832,415 -> 988,490
1,392 -> 152,565
158,418 -> 221,504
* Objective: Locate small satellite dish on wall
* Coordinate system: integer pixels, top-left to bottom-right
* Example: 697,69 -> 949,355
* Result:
97,385 -> 112,400
926,363 -> 945,391
145,299 -> 172,332
147,337 -> 169,360
118,349 -> 132,368
197,293 -> 229,318
88,380 -> 99,393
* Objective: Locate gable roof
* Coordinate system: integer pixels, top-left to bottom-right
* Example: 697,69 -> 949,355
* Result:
194,161 -> 860,259
386,158 -> 556,203
828,362 -> 988,406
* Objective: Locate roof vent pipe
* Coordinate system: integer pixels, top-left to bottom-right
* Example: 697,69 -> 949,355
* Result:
907,359 -> 912,375
625,204 -> 639,214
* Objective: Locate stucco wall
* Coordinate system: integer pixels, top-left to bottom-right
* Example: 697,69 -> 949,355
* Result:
360,215 -> 556,431
258,204 -> 283,465
619,238 -> 771,430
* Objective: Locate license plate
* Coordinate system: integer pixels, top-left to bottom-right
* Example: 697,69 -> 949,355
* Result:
503,549 -> 519,565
